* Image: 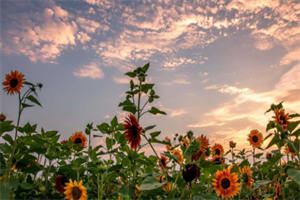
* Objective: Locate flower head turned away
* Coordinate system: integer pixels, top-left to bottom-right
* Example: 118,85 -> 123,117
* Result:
273,109 -> 290,130
211,155 -> 225,165
248,129 -> 263,148
229,141 -> 236,148
2,70 -> 25,95
182,164 -> 200,182
158,155 -> 168,171
212,144 -> 224,156
70,132 -> 87,148
172,148 -> 183,164
213,167 -> 240,199
239,166 -> 254,190
55,175 -> 68,194
124,114 -> 142,150
191,134 -> 209,161
64,179 -> 87,200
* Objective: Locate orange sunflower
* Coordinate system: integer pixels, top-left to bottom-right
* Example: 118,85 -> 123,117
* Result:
213,167 -> 240,199
158,155 -> 168,171
165,137 -> 171,151
248,129 -> 263,148
211,155 -> 225,165
239,166 -> 254,190
272,109 -> 290,130
180,137 -> 190,147
212,144 -> 224,156
156,175 -> 172,192
64,179 -> 87,200
70,132 -> 87,148
2,70 -> 25,95
172,148 -> 183,164
124,114 -> 142,150
191,134 -> 209,161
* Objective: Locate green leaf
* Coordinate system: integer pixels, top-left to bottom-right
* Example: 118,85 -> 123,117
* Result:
292,128 -> 300,137
97,123 -> 109,133
266,133 -> 280,149
141,84 -> 154,93
140,176 -> 166,191
254,153 -> 263,158
141,63 -> 150,73
143,125 -> 156,132
106,137 -> 115,150
149,107 -> 166,115
27,95 -> 42,107
19,123 -> 37,134
287,168 -> 300,185
125,72 -> 136,78
264,133 -> 273,141
290,113 -> 300,118
3,134 -> 14,145
150,131 -> 160,139
22,103 -> 34,108
123,105 -> 137,114
288,121 -> 300,132
110,116 -> 118,127
266,121 -> 275,131
0,121 -> 14,135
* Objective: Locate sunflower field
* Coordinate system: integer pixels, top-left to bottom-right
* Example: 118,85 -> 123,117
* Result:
0,63 -> 300,200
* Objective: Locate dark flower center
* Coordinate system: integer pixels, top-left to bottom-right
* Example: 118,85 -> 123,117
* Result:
10,78 -> 19,88
214,157 -> 221,164
252,135 -> 258,143
221,178 -> 231,189
215,149 -> 221,155
243,173 -> 249,183
161,159 -> 166,166
71,186 -> 82,200
130,124 -> 139,139
280,116 -> 287,124
74,138 -> 82,144
61,176 -> 68,187
182,164 -> 200,182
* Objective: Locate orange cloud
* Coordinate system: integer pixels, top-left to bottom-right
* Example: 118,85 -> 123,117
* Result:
73,63 -> 104,79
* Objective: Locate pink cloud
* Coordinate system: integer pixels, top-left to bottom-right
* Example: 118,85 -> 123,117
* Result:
73,63 -> 104,79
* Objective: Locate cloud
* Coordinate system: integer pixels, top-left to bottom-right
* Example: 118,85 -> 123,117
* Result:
162,78 -> 191,86
73,63 -> 104,79
280,48 -> 300,66
169,109 -> 187,117
162,57 -> 196,71
112,76 -> 131,84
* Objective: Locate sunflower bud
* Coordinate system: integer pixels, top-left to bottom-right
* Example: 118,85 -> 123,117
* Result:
229,141 -> 236,148
0,113 -> 6,121
182,164 -> 200,182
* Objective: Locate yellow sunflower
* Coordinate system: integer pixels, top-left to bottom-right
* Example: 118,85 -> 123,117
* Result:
212,144 -> 224,156
213,167 -> 240,199
248,129 -> 263,148
239,166 -> 254,190
156,175 -> 172,192
70,132 -> 87,148
64,179 -> 87,200
272,109 -> 290,130
172,148 -> 183,164
2,70 -> 25,95
191,134 -> 209,161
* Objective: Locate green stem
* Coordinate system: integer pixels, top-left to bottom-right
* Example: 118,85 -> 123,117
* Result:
137,80 -> 142,122
253,148 -> 255,165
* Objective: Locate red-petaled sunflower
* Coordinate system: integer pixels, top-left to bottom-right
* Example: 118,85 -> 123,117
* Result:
191,134 -> 209,161
70,132 -> 87,148
211,155 -> 225,165
55,175 -> 68,194
248,129 -> 263,148
64,179 -> 87,200
213,167 -> 240,199
182,164 -> 200,182
272,109 -> 290,130
239,166 -> 254,190
229,141 -> 236,148
158,155 -> 168,171
2,70 -> 25,95
172,148 -> 183,164
212,144 -> 224,156
124,114 -> 142,150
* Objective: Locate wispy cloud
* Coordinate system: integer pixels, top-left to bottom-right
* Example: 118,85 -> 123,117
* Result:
162,78 -> 191,86
73,63 -> 104,79
169,109 -> 187,117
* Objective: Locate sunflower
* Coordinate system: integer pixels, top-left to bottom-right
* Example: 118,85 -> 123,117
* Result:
182,164 -> 200,182
211,155 -> 225,165
124,114 -> 142,150
248,129 -> 263,148
70,132 -> 87,148
239,166 -> 254,190
172,148 -> 183,164
275,182 -> 281,198
213,167 -> 240,199
180,137 -> 190,147
2,70 -> 25,95
284,145 -> 296,157
64,179 -> 87,200
229,141 -> 236,148
156,175 -> 172,192
60,140 -> 68,145
55,175 -> 68,194
191,134 -> 209,161
158,155 -> 168,171
212,144 -> 224,156
272,109 -> 290,130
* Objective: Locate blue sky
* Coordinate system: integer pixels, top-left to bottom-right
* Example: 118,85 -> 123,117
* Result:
1,0 -> 300,151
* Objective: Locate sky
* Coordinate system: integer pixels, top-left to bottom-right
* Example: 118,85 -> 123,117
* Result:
1,0 -> 300,153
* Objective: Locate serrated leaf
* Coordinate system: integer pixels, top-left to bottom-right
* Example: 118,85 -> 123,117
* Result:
110,116 -> 118,127
97,123 -> 109,133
